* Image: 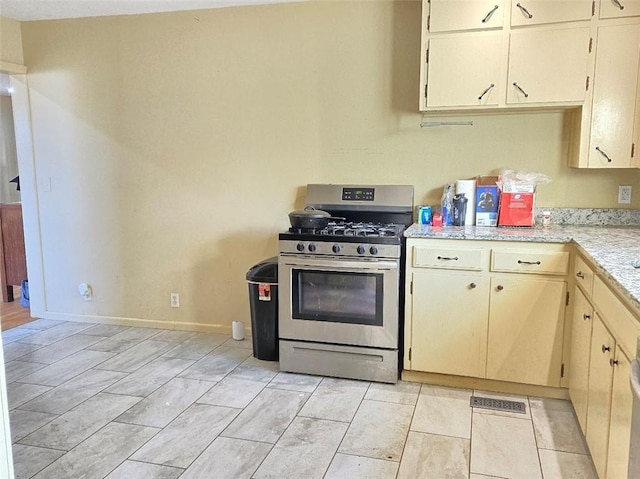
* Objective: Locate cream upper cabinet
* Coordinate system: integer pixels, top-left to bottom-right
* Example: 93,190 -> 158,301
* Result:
600,0 -> 640,19
425,34 -> 504,108
607,346 -> 632,479
486,276 -> 566,386
409,270 -> 490,377
568,286 -> 593,432
507,27 -> 591,104
511,0 -> 593,26
586,313 -> 616,479
588,23 -> 640,168
429,0 -> 505,32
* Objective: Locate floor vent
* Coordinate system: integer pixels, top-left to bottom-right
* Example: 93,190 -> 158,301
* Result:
470,396 -> 526,414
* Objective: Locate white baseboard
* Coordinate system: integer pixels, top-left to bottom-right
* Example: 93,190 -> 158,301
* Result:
40,311 -> 251,335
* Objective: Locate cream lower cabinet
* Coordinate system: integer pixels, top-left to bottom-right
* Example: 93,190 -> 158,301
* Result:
405,239 -> 568,388
410,270 -> 490,377
586,314 -> 616,479
569,253 -> 638,479
486,276 -> 566,386
568,286 -> 594,431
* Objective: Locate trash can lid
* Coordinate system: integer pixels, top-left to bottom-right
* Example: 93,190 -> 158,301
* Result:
246,256 -> 278,283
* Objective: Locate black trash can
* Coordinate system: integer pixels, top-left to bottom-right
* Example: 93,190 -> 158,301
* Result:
246,257 -> 279,361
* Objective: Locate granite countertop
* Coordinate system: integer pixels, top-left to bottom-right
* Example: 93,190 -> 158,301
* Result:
405,223 -> 640,313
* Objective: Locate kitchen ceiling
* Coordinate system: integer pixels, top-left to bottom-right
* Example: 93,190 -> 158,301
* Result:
0,0 -> 305,21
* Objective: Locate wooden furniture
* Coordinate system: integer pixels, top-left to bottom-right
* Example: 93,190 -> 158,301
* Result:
419,0 -> 640,169
569,252 -> 639,479
404,238 -> 569,388
0,204 -> 27,303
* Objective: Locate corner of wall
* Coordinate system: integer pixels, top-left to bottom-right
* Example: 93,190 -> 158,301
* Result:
0,15 -> 24,66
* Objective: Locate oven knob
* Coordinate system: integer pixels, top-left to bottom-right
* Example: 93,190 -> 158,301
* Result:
296,243 -> 305,252
332,245 -> 341,253
308,244 -> 317,252
370,246 -> 378,255
357,245 -> 365,255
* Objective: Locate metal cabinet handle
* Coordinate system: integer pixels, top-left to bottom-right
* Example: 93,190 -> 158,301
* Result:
602,345 -> 611,353
516,3 -> 534,18
583,314 -> 591,320
482,5 -> 499,23
612,0 -> 625,10
576,271 -> 585,278
496,285 -> 504,291
469,282 -> 477,289
518,260 -> 541,265
513,82 -> 529,98
478,83 -> 495,101
610,358 -> 619,367
437,256 -> 459,261
595,146 -> 613,163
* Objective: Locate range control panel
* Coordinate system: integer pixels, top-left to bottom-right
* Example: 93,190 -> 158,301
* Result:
342,187 -> 375,201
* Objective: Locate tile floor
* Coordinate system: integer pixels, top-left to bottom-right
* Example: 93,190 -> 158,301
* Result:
2,319 -> 598,479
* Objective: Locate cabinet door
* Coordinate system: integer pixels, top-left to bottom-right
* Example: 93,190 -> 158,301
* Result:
568,287 -> 593,432
429,0 -> 505,32
589,24 -> 640,168
507,27 -> 590,104
426,33 -> 504,108
486,277 -> 566,386
607,347 -> 632,479
600,0 -> 640,19
410,270 -> 490,378
511,0 -> 593,27
586,314 -> 615,479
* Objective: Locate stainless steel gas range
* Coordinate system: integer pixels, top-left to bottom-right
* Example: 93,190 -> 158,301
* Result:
278,184 -> 414,383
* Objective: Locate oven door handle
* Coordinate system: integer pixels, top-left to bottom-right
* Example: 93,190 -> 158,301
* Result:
280,258 -> 398,271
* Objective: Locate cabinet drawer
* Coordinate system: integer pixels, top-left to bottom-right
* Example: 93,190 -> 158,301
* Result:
592,276 -> 640,357
413,246 -> 485,271
574,254 -> 595,296
491,249 -> 569,275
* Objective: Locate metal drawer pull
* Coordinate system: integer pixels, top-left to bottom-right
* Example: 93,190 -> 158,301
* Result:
613,0 -> 625,10
437,256 -> 459,261
513,82 -> 529,98
482,5 -> 499,23
576,271 -> 585,278
610,358 -> 619,367
583,314 -> 591,320
516,3 -> 533,18
496,285 -> 504,291
518,260 -> 541,265
469,283 -> 477,289
595,146 -> 613,163
602,345 -> 611,353
478,83 -> 495,101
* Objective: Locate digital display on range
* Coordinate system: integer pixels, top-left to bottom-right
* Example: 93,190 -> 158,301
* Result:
342,187 -> 375,201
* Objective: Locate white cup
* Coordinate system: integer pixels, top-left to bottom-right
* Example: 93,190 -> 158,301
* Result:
232,321 -> 245,341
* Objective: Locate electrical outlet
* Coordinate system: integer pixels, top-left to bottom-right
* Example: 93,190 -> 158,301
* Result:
170,293 -> 180,308
78,283 -> 92,301
618,185 -> 632,204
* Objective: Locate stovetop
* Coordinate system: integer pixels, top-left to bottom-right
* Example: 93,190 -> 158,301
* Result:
280,221 -> 407,244
288,221 -> 405,237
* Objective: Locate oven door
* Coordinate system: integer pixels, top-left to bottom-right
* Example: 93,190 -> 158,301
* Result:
278,254 -> 400,349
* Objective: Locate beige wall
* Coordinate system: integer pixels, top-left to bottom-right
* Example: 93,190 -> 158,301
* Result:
0,15 -> 24,65
18,1 -> 640,330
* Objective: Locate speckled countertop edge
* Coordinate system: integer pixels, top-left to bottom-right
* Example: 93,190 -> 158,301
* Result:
405,224 -> 640,313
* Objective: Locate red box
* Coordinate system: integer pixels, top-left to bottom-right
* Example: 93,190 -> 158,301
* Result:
498,192 -> 535,227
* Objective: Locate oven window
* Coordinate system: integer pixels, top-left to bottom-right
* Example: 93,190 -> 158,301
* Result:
292,269 -> 383,326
